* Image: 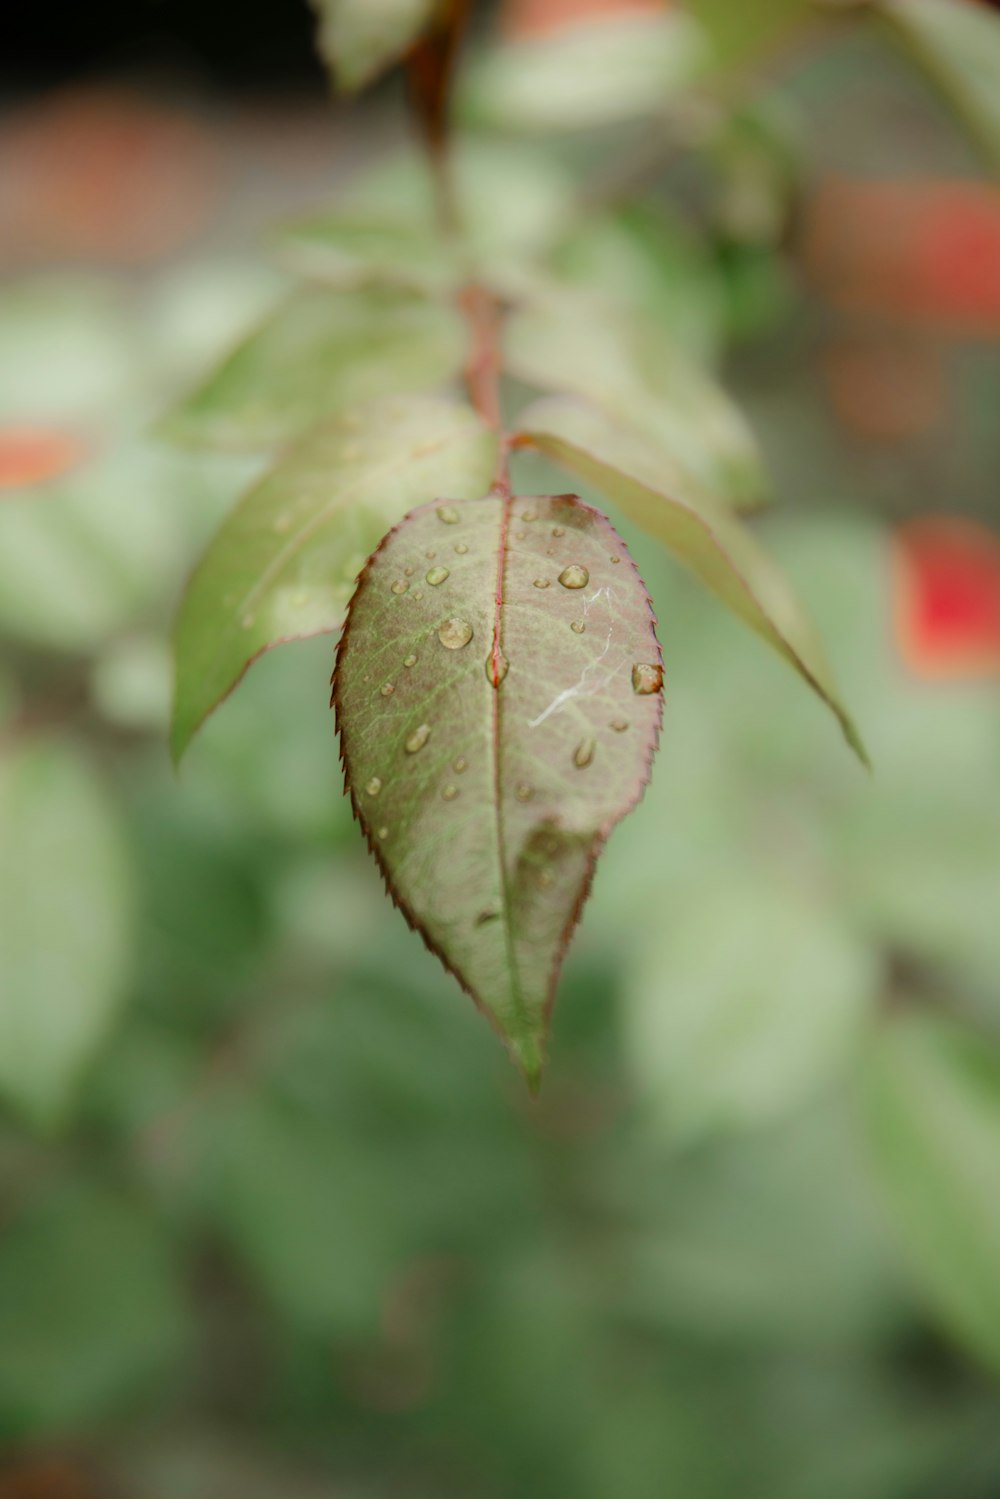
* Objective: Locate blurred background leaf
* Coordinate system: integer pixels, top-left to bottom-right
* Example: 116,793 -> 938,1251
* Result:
0,740 -> 133,1127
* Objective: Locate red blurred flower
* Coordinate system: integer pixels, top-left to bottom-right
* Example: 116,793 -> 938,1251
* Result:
0,428 -> 87,492
803,179 -> 1000,334
892,516 -> 1000,679
502,0 -> 666,39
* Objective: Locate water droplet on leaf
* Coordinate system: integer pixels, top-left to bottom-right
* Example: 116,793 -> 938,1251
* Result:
521,510 -> 537,523
515,784 -> 533,802
559,564 -> 589,589
442,784 -> 458,801
426,566 -> 450,586
552,526 -> 564,538
437,506 -> 460,525
486,649 -> 509,687
632,663 -> 663,695
610,718 -> 629,733
454,542 -> 468,555
453,756 -> 467,773
377,825 -> 389,839
405,723 -> 431,754
380,681 -> 395,698
366,777 -> 382,796
438,617 -> 473,650
403,653 -> 417,668
610,554 -> 621,564
533,577 -> 550,590
573,737 -> 596,768
391,579 -> 409,596
570,620 -> 585,634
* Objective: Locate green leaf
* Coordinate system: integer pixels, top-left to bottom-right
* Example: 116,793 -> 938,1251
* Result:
862,1013 -> 1000,1374
544,204 -> 726,365
457,11 -> 707,131
516,396 -> 867,764
158,287 -> 465,452
506,296 -> 767,509
0,1183 -> 187,1436
333,492 -> 663,1087
0,741 -> 133,1128
171,396 -> 498,763
276,139 -> 576,295
274,211 -> 458,295
310,0 -> 436,91
625,864 -> 877,1143
684,0 -> 814,72
877,0 -> 1000,170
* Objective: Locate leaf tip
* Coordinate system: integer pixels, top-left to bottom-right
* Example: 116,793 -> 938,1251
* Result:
509,1030 -> 546,1097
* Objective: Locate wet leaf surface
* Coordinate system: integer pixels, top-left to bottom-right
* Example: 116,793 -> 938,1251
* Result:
334,491 -> 662,1085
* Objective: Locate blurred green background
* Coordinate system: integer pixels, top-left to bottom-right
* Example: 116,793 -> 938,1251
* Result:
2,2 -> 1000,1496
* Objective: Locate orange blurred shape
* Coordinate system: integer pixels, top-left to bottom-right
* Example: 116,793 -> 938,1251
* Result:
0,88 -> 218,268
822,335 -> 946,443
0,1457 -> 103,1499
502,0 -> 666,38
0,427 -> 87,491
803,179 -> 1000,334
892,516 -> 1000,680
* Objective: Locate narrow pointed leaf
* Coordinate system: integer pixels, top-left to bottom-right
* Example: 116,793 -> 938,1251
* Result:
159,287 -> 465,453
517,396 -> 866,764
172,397 -> 498,763
862,1013 -> 1000,1374
334,492 -> 663,1085
506,297 -> 767,508
878,0 -> 1000,171
310,0 -> 437,91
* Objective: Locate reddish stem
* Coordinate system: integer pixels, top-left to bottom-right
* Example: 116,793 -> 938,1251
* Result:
458,282 -> 511,497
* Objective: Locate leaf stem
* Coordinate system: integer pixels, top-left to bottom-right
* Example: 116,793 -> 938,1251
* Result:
458,282 -> 511,497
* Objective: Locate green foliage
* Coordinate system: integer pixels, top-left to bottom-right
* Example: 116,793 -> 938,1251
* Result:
170,397 -> 497,762
334,493 -> 662,1082
3,0 -> 1000,1476
877,0 -> 1000,170
0,741 -> 133,1127
310,0 -> 437,91
276,139 -> 578,292
626,863 -> 877,1142
517,396 -> 866,763
458,9 -> 707,131
863,1013 -> 1000,1376
155,7 -> 885,1077
0,1182 -> 188,1439
159,287 -> 466,452
684,0 -> 814,72
507,295 -> 767,506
